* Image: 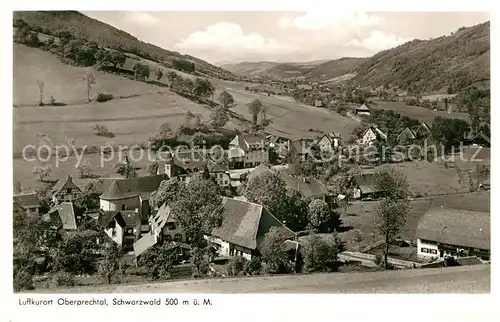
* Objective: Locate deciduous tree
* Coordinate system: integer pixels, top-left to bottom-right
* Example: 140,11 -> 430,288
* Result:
373,170 -> 411,269
218,90 -> 235,109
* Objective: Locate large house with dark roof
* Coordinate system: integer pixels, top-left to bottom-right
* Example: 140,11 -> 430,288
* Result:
51,175 -> 81,204
416,208 -> 490,261
208,198 -> 296,260
13,192 -> 40,214
351,172 -> 385,200
99,175 -> 168,222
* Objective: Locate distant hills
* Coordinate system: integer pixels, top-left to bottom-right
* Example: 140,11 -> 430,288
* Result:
223,21 -> 490,95
13,11 -> 234,79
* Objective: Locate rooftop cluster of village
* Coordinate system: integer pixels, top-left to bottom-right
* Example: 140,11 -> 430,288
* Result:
13,103 -> 491,290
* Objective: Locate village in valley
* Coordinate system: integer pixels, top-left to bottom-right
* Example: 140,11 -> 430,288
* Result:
12,11 -> 490,292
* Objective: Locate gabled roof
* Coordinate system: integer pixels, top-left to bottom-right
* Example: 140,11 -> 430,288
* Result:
173,150 -> 206,171
290,139 -> 312,155
133,233 -> 157,258
211,198 -> 295,250
356,103 -> 371,111
151,203 -> 173,234
13,192 -> 40,208
88,178 -> 121,195
229,135 -> 250,151
363,127 -> 387,141
397,127 -> 417,141
352,173 -> 383,194
247,164 -> 273,181
51,175 -> 81,195
416,208 -> 490,250
48,202 -> 78,230
99,175 -> 168,201
97,210 -> 140,228
208,161 -> 229,173
280,173 -> 329,199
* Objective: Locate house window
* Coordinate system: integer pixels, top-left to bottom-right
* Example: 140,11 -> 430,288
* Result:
429,249 -> 438,254
112,229 -> 116,237
167,222 -> 176,230
122,204 -> 126,210
66,188 -> 71,194
420,248 -> 429,253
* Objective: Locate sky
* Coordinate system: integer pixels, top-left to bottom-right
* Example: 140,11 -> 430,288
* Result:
82,11 -> 489,65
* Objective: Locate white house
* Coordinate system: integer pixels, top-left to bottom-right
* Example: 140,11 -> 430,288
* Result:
359,127 -> 387,146
415,208 -> 490,261
315,133 -> 341,153
99,175 -> 167,220
228,134 -> 269,169
208,162 -> 231,187
51,175 -> 81,204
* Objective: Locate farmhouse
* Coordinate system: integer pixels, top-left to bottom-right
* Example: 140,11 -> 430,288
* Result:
208,198 -> 296,260
99,175 -> 168,221
98,210 -> 142,250
359,127 -> 387,146
351,173 -> 385,200
416,208 -> 490,261
51,175 -> 81,204
355,103 -> 371,116
280,173 -> 329,201
13,192 -> 40,214
245,165 -> 329,201
44,202 -> 80,233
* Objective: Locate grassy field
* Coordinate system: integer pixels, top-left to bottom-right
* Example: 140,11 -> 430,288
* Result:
372,101 -> 470,124
334,191 -> 490,252
13,44 -> 163,106
13,43 -> 358,168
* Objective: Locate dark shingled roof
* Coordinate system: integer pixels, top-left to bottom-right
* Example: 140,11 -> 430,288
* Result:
13,192 -> 40,208
208,161 -> 229,173
247,164 -> 273,181
48,202 -> 78,230
351,173 -> 383,194
455,256 -> 484,266
97,210 -> 139,228
173,150 -> 206,171
280,173 -> 329,199
100,175 -> 168,200
416,208 -> 490,250
51,175 -> 81,195
211,198 -> 295,250
89,178 -> 122,195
